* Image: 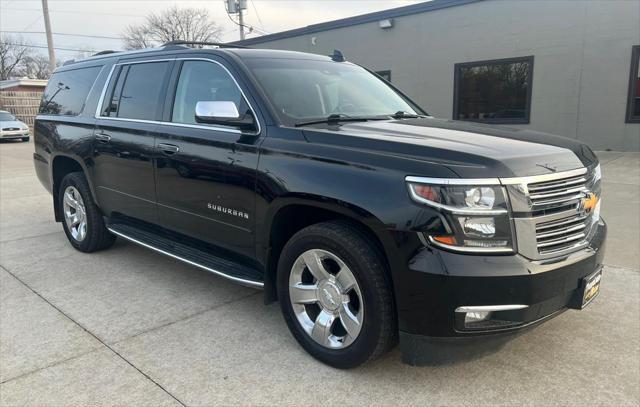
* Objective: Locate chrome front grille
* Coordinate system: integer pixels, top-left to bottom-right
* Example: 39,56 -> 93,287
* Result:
535,213 -> 590,255
529,172 -> 594,255
503,166 -> 600,260
528,173 -> 589,217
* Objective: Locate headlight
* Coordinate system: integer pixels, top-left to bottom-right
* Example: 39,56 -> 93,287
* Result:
406,177 -> 514,253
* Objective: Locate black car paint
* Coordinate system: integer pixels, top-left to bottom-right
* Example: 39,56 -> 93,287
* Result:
33,48 -> 605,342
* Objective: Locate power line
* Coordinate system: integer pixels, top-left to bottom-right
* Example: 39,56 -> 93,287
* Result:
1,30 -> 123,40
249,0 -> 266,32
2,7 -> 144,18
223,6 -> 269,36
4,42 -> 95,53
21,14 -> 43,31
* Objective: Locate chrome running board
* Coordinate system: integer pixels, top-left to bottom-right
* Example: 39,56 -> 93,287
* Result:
107,223 -> 264,289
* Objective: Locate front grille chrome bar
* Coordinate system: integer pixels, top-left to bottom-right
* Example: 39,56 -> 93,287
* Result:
529,186 -> 588,201
536,223 -> 587,240
527,176 -> 588,193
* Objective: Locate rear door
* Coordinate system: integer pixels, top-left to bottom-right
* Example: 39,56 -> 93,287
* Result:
154,57 -> 263,258
93,59 -> 173,224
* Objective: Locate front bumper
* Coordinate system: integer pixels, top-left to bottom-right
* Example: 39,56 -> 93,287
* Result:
0,130 -> 29,139
396,218 -> 606,358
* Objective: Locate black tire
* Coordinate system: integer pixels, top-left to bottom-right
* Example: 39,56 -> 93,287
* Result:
59,172 -> 116,252
277,220 -> 396,369
21,137 -> 29,142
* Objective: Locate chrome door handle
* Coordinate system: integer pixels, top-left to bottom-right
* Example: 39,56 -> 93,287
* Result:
157,143 -> 180,154
95,133 -> 111,142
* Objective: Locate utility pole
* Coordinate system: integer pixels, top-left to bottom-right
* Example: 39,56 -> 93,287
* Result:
226,0 -> 248,41
238,6 -> 245,40
41,0 -> 56,71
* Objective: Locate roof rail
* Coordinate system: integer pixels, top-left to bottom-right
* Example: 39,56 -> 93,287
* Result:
92,50 -> 118,56
161,40 -> 249,49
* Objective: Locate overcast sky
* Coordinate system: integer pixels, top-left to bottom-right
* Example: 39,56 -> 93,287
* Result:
0,0 -> 421,60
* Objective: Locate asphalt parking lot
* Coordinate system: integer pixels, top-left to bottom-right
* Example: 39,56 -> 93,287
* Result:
0,139 -> 638,406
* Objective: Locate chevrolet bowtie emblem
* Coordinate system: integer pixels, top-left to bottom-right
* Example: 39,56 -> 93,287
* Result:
580,192 -> 598,214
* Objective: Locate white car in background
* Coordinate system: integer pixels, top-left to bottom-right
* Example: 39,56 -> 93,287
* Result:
0,110 -> 30,142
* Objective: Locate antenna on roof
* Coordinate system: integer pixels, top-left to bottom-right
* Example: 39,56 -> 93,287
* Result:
330,49 -> 345,62
161,40 -> 249,49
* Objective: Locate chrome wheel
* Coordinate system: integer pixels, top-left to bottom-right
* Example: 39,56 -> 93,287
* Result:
289,249 -> 364,349
63,186 -> 87,242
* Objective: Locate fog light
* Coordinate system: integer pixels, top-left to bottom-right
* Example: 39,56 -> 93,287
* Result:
464,311 -> 492,324
456,305 -> 528,331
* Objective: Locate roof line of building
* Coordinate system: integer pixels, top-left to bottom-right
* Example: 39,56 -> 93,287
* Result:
0,78 -> 48,90
232,0 -> 483,46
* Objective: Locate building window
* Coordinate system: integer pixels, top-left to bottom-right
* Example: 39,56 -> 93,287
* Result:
375,70 -> 391,82
453,56 -> 534,124
626,45 -> 640,123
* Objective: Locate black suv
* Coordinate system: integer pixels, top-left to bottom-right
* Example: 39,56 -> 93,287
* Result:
33,43 -> 606,368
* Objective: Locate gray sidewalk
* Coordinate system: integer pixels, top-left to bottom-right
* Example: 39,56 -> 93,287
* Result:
1,141 -> 638,406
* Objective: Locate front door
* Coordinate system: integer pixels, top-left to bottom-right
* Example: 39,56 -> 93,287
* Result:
92,59 -> 173,224
154,58 -> 263,258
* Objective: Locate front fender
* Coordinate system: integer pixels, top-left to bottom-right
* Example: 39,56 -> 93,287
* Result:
262,193 -> 395,253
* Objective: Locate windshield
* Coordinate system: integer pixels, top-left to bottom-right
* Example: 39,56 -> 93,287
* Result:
0,112 -> 16,121
244,58 -> 423,126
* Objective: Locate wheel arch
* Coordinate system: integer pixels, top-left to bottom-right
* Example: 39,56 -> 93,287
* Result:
51,154 -> 97,222
261,196 -> 397,304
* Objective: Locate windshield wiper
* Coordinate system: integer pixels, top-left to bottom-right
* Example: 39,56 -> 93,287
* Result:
388,111 -> 427,119
294,114 -> 387,127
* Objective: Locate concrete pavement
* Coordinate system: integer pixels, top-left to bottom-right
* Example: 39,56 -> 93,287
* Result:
1,140 -> 638,406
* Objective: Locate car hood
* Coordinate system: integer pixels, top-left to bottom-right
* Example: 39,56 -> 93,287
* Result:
0,120 -> 27,129
301,117 -> 597,178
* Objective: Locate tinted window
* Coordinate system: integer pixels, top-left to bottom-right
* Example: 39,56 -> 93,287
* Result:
101,65 -> 129,116
172,60 -> 242,125
626,45 -> 640,123
116,62 -> 170,120
245,59 -> 420,126
40,66 -> 101,116
454,56 -> 533,124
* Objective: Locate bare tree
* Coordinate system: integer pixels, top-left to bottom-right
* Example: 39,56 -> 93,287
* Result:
123,6 -> 223,49
22,53 -> 54,79
0,35 -> 32,80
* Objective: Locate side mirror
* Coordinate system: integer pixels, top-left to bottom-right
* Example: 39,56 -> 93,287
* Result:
195,101 -> 256,131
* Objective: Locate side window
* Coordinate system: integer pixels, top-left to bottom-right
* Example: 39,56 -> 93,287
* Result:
172,60 -> 243,125
115,61 -> 170,120
40,66 -> 102,116
102,65 -> 129,116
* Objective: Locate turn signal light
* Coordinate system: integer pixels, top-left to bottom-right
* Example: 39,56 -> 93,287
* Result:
432,236 -> 456,245
412,184 -> 440,203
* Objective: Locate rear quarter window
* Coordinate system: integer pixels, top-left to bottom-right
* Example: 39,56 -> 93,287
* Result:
39,66 -> 102,116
